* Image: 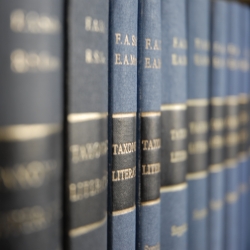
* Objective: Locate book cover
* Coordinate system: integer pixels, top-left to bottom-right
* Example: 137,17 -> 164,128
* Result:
237,3 -> 249,250
108,0 -> 138,249
187,0 -> 210,248
0,1 -> 63,249
208,1 -> 227,249
137,0 -> 161,249
224,1 -> 241,249
66,0 -> 109,249
161,0 -> 188,249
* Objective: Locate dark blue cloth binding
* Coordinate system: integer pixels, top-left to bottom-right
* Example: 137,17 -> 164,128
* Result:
224,2 -> 241,250
137,0 -> 161,249
0,1 -> 63,249
161,0 -> 188,249
238,3 -> 250,250
187,0 -> 210,248
67,0 -> 109,249
208,1 -> 227,250
108,0 -> 138,249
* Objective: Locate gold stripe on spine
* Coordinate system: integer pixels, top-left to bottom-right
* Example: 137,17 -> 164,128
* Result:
209,163 -> 224,173
225,96 -> 239,105
186,171 -> 207,180
68,112 -> 107,123
210,97 -> 225,106
0,124 -> 61,141
225,159 -> 238,169
112,205 -> 136,216
187,99 -> 209,106
238,94 -> 249,104
112,113 -> 136,118
160,183 -> 187,193
161,103 -> 186,111
141,112 -> 161,117
141,198 -> 160,206
69,215 -> 107,237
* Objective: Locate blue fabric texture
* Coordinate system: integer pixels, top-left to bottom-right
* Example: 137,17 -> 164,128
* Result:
188,177 -> 208,250
161,187 -> 188,250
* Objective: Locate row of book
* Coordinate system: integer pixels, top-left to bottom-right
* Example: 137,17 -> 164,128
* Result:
1,0 -> 250,249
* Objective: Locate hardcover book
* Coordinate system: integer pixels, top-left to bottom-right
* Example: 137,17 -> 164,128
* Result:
187,0 -> 210,248
208,1 -> 227,249
66,0 -> 109,249
108,0 -> 138,248
161,0 -> 188,249
137,0 -> 161,249
224,1 -> 241,249
0,1 -> 63,249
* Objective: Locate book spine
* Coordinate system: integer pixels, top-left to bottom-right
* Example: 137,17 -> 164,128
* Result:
224,1 -> 241,250
108,0 -> 138,249
238,3 -> 249,250
137,0 -> 161,249
67,0 -> 109,249
208,1 -> 227,250
161,0 -> 188,249
247,7 -> 250,250
187,0 -> 210,249
0,1 -> 63,250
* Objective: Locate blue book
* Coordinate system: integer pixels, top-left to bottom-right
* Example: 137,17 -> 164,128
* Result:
108,0 -> 138,249
0,1 -> 63,249
66,0 -> 109,249
245,6 -> 250,250
208,1 -> 227,250
187,0 -> 210,249
238,3 -> 250,250
161,0 -> 188,249
224,1 -> 241,250
137,0 -> 161,249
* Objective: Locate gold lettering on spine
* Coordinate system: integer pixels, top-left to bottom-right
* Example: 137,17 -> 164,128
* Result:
0,160 -> 57,190
115,33 -> 137,46
112,167 -> 136,182
193,208 -> 207,220
10,9 -> 61,33
69,175 -> 107,202
225,192 -> 238,204
85,16 -> 105,33
11,50 -> 60,73
170,150 -> 187,163
210,200 -> 223,211
112,141 -> 136,155
171,54 -> 187,66
189,121 -> 208,134
70,140 -> 108,163
170,129 -> 187,141
188,141 -> 208,154
171,224 -> 188,237
141,139 -> 161,150
172,37 -> 187,49
0,203 -> 59,237
144,243 -> 160,250
85,49 -> 105,64
142,163 -> 160,175
194,38 -> 210,51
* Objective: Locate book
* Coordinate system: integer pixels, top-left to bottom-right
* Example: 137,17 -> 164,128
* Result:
237,3 -> 249,250
66,0 -> 109,249
0,1 -> 63,249
186,0 -> 210,248
108,0 -> 138,249
224,1 -> 241,249
137,0 -> 161,249
161,0 -> 188,249
208,1 -> 228,249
